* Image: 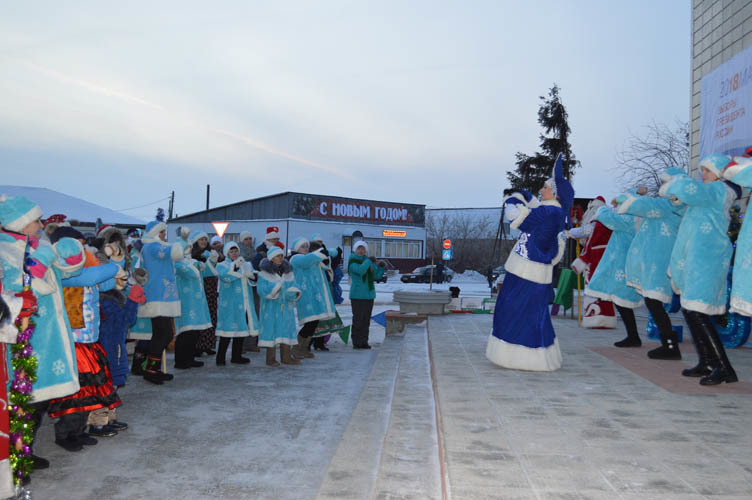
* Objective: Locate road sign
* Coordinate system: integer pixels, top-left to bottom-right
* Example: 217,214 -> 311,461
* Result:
442,239 -> 452,249
442,249 -> 452,261
211,222 -> 229,238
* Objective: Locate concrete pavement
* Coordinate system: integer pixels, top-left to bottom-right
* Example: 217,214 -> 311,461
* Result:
28,308 -> 752,499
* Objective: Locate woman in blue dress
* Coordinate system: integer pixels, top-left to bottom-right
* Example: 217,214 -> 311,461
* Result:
486,155 -> 573,371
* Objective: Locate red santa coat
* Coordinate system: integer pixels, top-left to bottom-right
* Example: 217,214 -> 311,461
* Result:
571,220 -> 617,329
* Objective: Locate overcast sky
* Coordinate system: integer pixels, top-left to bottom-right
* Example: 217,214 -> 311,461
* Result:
0,1 -> 690,221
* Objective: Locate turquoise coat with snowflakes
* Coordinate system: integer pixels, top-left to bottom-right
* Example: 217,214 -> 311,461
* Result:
137,234 -> 182,319
216,257 -> 259,338
290,250 -> 336,324
661,174 -> 736,315
174,257 -> 216,335
585,206 -> 643,308
723,162 -> 752,316
617,194 -> 685,303
256,259 -> 301,347
61,263 -> 118,343
0,234 -> 85,402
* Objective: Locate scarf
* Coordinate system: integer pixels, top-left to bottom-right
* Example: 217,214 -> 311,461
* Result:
348,254 -> 374,291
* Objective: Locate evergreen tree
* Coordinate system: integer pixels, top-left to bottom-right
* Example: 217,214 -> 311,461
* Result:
506,84 -> 578,192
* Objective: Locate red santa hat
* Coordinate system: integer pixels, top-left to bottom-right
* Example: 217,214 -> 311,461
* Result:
595,196 -> 606,204
44,213 -> 68,228
97,224 -> 113,237
265,226 -> 280,240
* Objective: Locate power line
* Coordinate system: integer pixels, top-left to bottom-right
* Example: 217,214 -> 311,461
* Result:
116,196 -> 171,212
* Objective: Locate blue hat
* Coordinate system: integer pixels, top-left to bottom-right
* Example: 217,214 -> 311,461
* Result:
145,220 -> 167,240
0,194 -> 43,233
267,246 -> 284,260
292,237 -> 309,252
189,231 -> 208,246
699,153 -> 731,177
547,154 -> 574,227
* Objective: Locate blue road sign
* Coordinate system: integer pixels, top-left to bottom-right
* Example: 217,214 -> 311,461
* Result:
442,249 -> 452,260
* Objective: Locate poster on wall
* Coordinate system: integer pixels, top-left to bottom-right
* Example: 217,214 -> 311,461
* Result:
700,44 -> 752,157
291,194 -> 425,225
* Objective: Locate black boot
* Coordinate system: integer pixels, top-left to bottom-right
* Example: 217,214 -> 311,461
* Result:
699,315 -> 738,385
648,331 -> 682,360
614,305 -> 641,347
131,352 -> 146,376
216,337 -> 230,366
681,309 -> 714,377
230,337 -> 250,364
142,355 -> 164,385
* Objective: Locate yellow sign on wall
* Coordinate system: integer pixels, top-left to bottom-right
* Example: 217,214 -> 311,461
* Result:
382,230 -> 406,237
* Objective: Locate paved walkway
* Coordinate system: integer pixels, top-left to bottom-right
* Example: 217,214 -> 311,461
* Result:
29,309 -> 752,499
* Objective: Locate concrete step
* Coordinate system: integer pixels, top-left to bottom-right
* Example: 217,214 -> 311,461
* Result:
316,324 -> 443,499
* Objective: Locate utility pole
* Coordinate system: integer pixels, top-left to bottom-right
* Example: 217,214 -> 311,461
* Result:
206,184 -> 210,210
168,191 -> 175,220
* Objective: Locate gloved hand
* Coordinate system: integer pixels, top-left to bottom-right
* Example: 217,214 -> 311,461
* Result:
202,250 -> 211,260
613,194 -> 628,205
28,245 -> 56,278
14,290 -> 37,318
128,285 -> 146,304
209,250 -> 219,263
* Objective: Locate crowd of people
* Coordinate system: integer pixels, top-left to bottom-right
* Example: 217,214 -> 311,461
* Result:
486,152 -> 752,388
0,193 -> 387,491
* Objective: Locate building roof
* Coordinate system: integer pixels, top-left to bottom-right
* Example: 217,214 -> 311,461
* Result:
0,185 -> 145,226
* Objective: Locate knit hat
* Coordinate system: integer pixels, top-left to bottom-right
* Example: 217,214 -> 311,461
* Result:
239,231 -> 252,242
49,226 -> 85,243
189,231 -> 208,246
223,241 -> 239,257
292,237 -> 309,252
265,226 -> 280,240
210,235 -> 223,246
353,240 -> 368,253
0,194 -> 43,233
144,220 -> 167,240
699,153 -> 732,178
267,246 -> 284,260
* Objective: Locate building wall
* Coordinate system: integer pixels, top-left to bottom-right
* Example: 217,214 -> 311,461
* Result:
691,0 -> 752,173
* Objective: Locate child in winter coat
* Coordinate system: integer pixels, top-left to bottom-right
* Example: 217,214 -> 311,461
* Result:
348,241 -> 385,349
215,242 -> 258,365
257,246 -> 301,366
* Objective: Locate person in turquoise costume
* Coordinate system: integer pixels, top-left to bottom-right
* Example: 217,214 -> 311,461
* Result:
722,154 -> 752,317
660,153 -> 742,385
0,193 -> 87,468
256,246 -> 302,366
289,237 -> 336,359
136,219 -> 183,384
485,154 -> 572,371
348,240 -> 386,350
173,231 -> 218,369
215,242 -> 258,365
584,199 -> 644,348
616,174 -> 686,359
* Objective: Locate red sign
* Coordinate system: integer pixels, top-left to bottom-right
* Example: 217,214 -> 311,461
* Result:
443,239 -> 451,249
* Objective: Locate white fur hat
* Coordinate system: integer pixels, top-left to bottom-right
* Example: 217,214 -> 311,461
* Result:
292,237 -> 309,252
267,246 -> 284,260
239,231 -> 253,242
353,240 -> 368,253
223,241 -> 239,257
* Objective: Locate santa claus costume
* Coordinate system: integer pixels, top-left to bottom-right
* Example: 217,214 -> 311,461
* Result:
569,196 -> 617,329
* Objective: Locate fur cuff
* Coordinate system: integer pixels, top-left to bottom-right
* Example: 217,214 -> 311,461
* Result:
509,205 -> 531,230
616,194 -> 638,215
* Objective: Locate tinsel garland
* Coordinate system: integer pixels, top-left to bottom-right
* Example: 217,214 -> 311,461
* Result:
9,317 -> 37,486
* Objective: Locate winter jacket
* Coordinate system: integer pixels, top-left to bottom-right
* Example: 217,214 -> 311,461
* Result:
216,257 -> 259,338
585,207 -> 643,308
256,258 -> 301,347
290,250 -> 336,324
347,255 -> 385,300
661,174 -> 737,314
61,263 -> 119,343
99,288 -> 139,386
723,162 -> 752,316
137,236 -> 182,318
174,257 -> 216,335
617,194 -> 685,303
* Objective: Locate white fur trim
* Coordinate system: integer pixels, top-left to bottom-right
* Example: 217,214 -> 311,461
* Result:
509,205 -> 531,230
640,289 -> 673,304
571,257 -> 589,276
177,321 -> 212,335
31,276 -> 54,296
170,243 -> 184,261
144,222 -> 167,241
504,251 -> 552,285
287,286 -> 302,302
31,379 -> 80,403
216,329 -> 252,338
4,204 -> 42,233
680,297 -> 726,315
658,177 -> 677,198
52,239 -> 85,274
730,296 -> 752,316
722,162 -> 749,181
298,311 -> 336,324
616,194 -> 638,215
581,314 -> 617,329
528,197 -> 541,208
137,300 -> 181,318
551,233 -> 566,266
0,292 -> 22,343
485,334 -> 561,371
258,337 -> 297,348
584,287 -> 643,308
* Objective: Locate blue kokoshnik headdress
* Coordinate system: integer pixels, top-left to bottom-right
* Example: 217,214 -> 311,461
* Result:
545,154 -> 575,227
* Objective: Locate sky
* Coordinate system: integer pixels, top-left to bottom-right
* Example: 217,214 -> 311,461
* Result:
0,1 -> 691,221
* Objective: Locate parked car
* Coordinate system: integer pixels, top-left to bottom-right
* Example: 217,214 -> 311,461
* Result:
491,266 -> 506,283
400,265 -> 455,284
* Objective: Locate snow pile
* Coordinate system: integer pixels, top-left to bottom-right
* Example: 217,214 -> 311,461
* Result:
453,270 -> 487,282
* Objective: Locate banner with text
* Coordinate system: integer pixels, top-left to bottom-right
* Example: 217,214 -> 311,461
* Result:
701,44 -> 752,157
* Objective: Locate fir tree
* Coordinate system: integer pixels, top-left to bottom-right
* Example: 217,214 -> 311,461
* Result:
506,84 -> 578,192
